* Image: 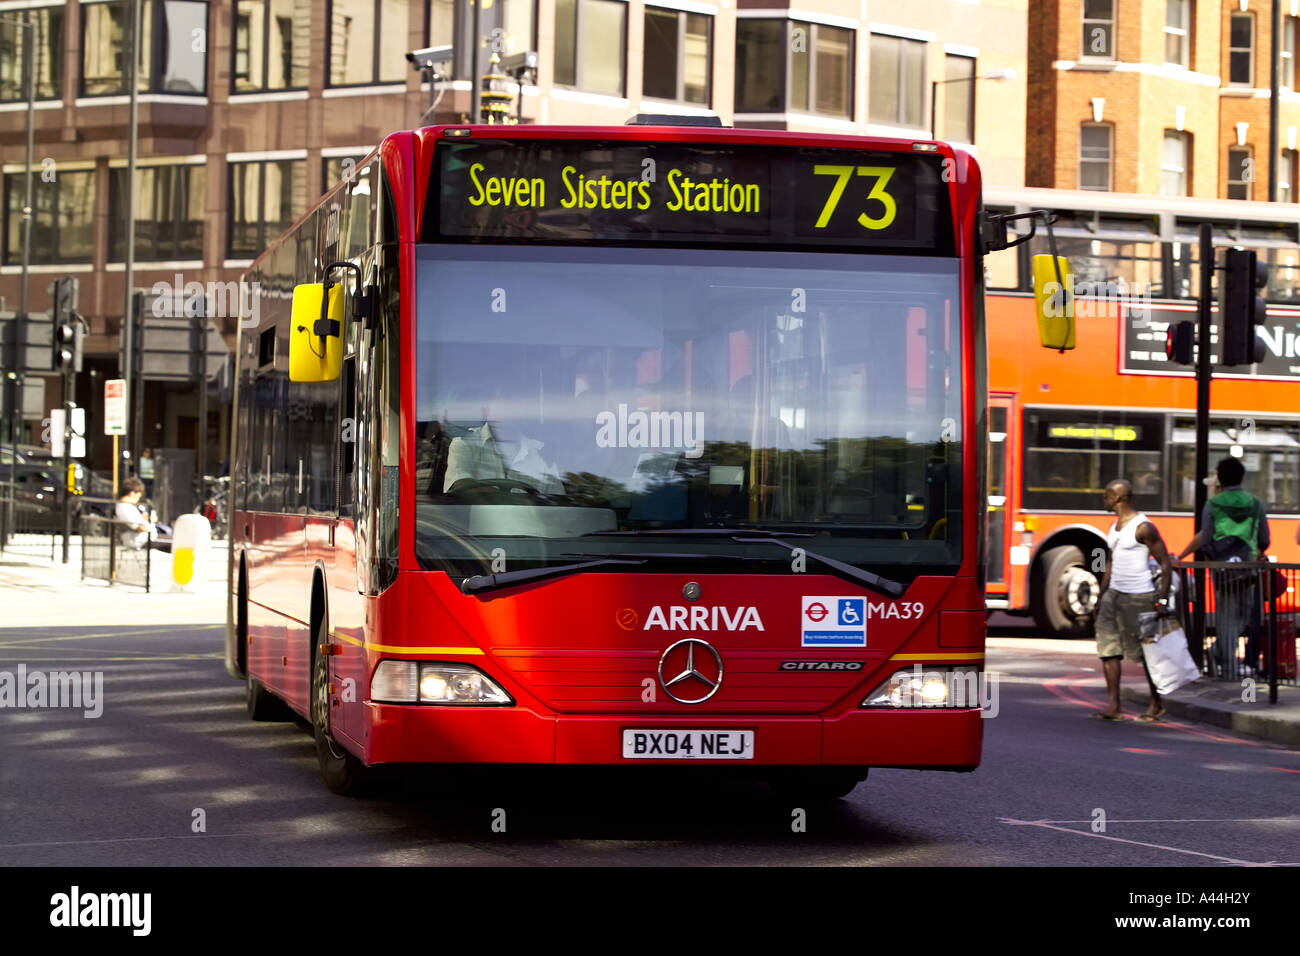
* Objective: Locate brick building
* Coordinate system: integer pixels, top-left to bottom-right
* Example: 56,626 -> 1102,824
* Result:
1028,0 -> 1300,200
0,0 -> 1026,472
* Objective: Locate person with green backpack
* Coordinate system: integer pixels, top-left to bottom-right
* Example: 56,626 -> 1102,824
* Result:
1176,456 -> 1271,677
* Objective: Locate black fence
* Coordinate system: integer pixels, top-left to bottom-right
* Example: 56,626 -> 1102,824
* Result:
1170,561 -> 1299,701
0,480 -> 58,560
80,513 -> 152,591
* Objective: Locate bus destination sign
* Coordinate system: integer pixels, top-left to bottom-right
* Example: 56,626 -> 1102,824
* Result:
430,139 -> 954,254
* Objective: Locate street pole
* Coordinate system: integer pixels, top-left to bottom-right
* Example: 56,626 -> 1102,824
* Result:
7,13 -> 35,546
121,0 -> 142,487
1191,222 -> 1214,670
1270,0 -> 1281,201
929,80 -> 937,139
470,0 -> 481,123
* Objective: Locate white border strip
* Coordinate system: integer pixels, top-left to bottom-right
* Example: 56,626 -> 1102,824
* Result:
223,259 -> 255,270
107,155 -> 205,167
227,90 -> 309,104
226,149 -> 308,162
321,145 -> 374,158
944,43 -> 980,58
736,8 -> 859,29
322,84 -> 406,99
1053,60 -> 1221,86
75,94 -> 209,107
550,88 -> 629,107
0,0 -> 65,9
637,100 -> 717,116
645,0 -> 718,15
867,22 -> 935,42
0,100 -> 64,112
3,160 -> 96,173
0,264 -> 95,275
103,260 -> 204,272
863,121 -> 928,138
737,112 -> 857,132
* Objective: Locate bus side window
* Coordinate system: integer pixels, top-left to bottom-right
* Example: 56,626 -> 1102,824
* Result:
338,355 -> 357,517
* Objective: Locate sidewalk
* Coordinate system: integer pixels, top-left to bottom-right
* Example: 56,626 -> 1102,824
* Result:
0,537 -> 227,628
1120,673 -> 1300,747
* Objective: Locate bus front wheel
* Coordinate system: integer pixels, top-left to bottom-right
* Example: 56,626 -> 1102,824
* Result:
1031,545 -> 1099,640
312,625 -> 368,796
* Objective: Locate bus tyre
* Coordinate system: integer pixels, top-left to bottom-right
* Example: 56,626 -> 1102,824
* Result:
1032,545 -> 1099,640
312,637 -> 368,796
246,676 -> 293,721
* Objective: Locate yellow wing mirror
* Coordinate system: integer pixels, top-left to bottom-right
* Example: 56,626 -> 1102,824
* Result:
289,282 -> 343,383
1032,254 -> 1075,352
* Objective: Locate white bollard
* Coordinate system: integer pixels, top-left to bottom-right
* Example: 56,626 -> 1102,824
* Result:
171,513 -> 212,592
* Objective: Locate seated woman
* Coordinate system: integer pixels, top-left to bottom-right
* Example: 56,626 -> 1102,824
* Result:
115,478 -> 172,553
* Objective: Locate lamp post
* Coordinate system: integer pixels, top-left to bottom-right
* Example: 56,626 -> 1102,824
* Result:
929,67 -> 1016,141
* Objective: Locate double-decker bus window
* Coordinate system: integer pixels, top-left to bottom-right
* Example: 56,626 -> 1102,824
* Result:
1170,416 -> 1300,514
1029,211 -> 1162,297
1022,407 -> 1165,512
414,245 -> 961,580
983,205 -> 1022,291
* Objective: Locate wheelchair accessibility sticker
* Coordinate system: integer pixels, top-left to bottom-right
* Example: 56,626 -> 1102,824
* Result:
801,597 -> 867,647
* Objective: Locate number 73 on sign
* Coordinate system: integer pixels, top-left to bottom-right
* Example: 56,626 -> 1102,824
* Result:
812,164 -> 898,231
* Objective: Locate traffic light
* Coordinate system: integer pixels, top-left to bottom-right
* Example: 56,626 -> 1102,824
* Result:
1165,320 -> 1195,365
1221,248 -> 1268,367
50,277 -> 81,374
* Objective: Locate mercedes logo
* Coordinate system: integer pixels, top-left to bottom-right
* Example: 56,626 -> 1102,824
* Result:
657,639 -> 724,704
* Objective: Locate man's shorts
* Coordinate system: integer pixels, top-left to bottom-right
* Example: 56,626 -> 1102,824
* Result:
1094,589 -> 1155,662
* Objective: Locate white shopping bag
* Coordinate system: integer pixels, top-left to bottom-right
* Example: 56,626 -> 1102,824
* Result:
1140,617 -> 1202,696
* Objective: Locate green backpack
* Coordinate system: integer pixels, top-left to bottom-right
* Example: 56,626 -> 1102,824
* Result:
1205,489 -> 1262,562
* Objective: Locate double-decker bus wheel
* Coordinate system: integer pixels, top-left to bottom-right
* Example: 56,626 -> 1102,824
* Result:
312,621 -> 368,796
768,768 -> 868,802
1031,545 -> 1099,640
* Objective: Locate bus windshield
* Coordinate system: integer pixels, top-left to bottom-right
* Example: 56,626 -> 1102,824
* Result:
414,244 -> 963,579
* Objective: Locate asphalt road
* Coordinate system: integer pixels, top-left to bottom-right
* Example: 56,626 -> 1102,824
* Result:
0,619 -> 1295,867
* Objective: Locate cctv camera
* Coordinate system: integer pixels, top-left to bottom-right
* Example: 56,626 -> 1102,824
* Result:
500,51 -> 539,76
407,45 -> 455,72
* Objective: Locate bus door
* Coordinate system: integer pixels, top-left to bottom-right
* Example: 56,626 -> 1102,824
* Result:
986,393 -> 1016,603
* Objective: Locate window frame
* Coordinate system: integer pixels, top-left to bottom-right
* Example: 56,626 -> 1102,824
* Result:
1226,145 -> 1253,201
1080,0 -> 1115,60
941,52 -> 976,144
1163,0 -> 1191,69
1079,122 -> 1113,191
1160,129 -> 1191,197
0,6 -> 65,103
327,0 -> 408,87
1285,15 -> 1298,90
226,157 -> 307,258
733,18 -> 855,118
108,162 -> 206,262
3,169 -> 96,265
553,0 -> 629,97
1229,13 -> 1254,87
1280,149 -> 1297,202
231,0 -> 308,94
867,30 -> 923,127
80,0 -> 210,98
641,5 -> 712,107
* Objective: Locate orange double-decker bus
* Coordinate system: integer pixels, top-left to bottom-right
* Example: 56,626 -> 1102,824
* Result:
983,186 -> 1300,637
225,121 -> 1034,798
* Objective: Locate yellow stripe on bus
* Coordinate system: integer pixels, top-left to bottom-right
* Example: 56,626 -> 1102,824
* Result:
329,632 -> 485,655
889,652 -> 986,662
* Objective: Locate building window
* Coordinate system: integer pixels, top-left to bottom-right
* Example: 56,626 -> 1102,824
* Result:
0,7 -> 64,102
942,53 -> 975,143
1161,130 -> 1190,196
554,0 -> 626,96
108,164 -> 205,261
3,171 -> 95,265
735,19 -> 853,117
328,0 -> 409,86
1227,146 -> 1252,200
1079,123 -> 1112,191
437,0 -> 534,82
643,7 -> 711,106
1229,14 -> 1253,86
1164,0 -> 1190,68
82,0 -> 209,96
233,0 -> 310,93
1081,0 -> 1114,59
1283,16 -> 1297,90
228,159 -> 306,257
1280,149 -> 1297,202
868,32 -> 923,126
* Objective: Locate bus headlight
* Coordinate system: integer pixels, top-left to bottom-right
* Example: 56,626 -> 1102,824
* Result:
862,666 -> 982,709
372,662 -> 512,704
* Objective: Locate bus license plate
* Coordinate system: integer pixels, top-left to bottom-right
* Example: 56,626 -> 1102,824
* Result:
621,730 -> 754,760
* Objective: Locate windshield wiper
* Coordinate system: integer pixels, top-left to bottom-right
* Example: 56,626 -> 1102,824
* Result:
583,528 -> 815,538
731,537 -> 907,599
461,557 -> 646,595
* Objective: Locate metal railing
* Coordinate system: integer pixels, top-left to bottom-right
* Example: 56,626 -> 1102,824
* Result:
1170,560 -> 1299,703
0,479 -> 57,560
79,513 -> 152,591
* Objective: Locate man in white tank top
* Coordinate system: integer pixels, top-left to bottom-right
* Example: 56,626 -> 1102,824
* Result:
1093,479 -> 1172,721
